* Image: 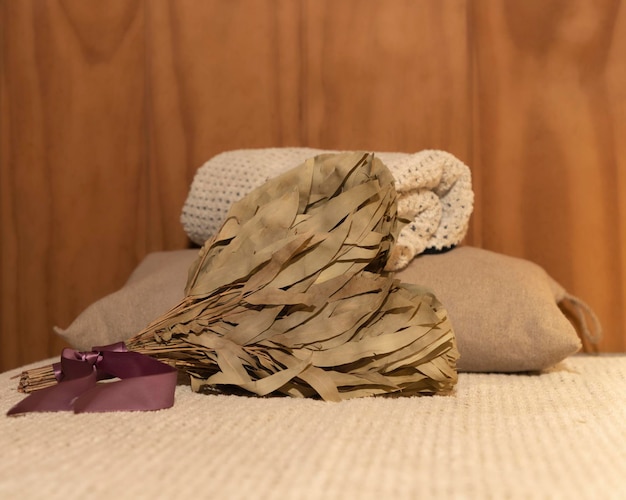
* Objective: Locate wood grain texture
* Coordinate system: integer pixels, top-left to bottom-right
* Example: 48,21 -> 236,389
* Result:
301,0 -> 472,157
471,0 -> 626,351
1,0 -> 304,371
1,0 -> 147,369
1,0 -> 625,372
144,0 -> 302,249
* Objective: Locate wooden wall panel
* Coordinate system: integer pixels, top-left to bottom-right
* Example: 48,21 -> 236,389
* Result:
301,0 -> 472,158
0,0 -> 304,372
1,0 -> 148,370
144,0 -> 302,249
1,1 -> 625,372
471,1 -> 626,351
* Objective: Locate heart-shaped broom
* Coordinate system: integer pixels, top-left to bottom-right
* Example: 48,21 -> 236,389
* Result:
18,152 -> 458,403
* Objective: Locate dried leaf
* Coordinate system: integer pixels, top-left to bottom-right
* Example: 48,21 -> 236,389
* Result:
125,151 -> 459,401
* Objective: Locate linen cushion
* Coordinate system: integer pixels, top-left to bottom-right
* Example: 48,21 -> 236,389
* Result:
56,247 -> 586,373
396,246 -> 583,372
55,250 -> 196,350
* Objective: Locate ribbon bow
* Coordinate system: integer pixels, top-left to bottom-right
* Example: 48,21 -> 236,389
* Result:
7,343 -> 177,416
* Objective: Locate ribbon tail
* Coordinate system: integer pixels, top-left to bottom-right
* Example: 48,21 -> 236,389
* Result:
73,371 -> 177,413
7,371 -> 96,416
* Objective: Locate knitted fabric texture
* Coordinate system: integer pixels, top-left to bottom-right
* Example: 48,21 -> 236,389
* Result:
181,148 -> 474,270
2,355 -> 625,499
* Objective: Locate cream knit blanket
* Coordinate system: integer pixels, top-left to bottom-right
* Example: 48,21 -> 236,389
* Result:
2,355 -> 625,499
181,148 -> 474,270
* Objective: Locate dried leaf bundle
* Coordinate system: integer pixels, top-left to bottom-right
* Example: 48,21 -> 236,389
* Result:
125,152 -> 458,400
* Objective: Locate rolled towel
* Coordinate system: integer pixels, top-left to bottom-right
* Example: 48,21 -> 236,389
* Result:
181,147 -> 474,270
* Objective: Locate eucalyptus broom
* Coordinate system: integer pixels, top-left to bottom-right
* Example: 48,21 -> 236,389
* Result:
20,152 -> 458,401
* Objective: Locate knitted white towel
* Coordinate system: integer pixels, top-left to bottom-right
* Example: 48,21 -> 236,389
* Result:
181,148 -> 474,270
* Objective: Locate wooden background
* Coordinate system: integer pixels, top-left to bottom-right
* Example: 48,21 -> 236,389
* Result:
1,0 -> 625,372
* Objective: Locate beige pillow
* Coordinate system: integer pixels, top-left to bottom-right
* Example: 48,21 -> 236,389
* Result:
55,250 -> 198,351
396,246 -> 584,372
57,247 -> 590,373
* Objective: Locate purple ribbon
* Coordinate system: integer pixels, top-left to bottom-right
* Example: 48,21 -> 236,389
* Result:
7,343 -> 177,416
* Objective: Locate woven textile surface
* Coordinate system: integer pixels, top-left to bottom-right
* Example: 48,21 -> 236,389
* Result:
2,355 -> 625,499
181,148 -> 474,270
